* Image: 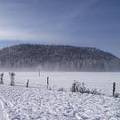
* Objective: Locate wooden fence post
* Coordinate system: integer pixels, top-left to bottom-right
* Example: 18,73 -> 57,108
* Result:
113,82 -> 116,97
0,73 -> 4,84
72,80 -> 76,92
47,76 -> 49,89
10,72 -> 15,86
26,80 -> 29,88
38,69 -> 40,77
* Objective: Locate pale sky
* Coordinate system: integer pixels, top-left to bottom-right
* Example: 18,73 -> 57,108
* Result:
0,0 -> 120,57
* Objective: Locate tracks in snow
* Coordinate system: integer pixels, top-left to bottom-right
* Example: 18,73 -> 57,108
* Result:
0,96 -> 10,120
0,86 -> 120,120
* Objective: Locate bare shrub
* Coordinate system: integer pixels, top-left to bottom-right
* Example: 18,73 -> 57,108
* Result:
71,81 -> 101,95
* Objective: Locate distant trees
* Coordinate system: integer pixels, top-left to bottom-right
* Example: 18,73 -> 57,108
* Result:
0,44 -> 120,71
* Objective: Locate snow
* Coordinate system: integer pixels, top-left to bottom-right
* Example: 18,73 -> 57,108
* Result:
0,72 -> 120,119
0,85 -> 120,120
0,94 -> 10,120
2,72 -> 120,95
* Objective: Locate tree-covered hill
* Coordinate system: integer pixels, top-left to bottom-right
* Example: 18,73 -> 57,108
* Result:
0,44 -> 120,71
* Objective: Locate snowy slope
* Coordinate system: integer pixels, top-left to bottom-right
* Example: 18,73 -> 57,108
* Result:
0,85 -> 120,120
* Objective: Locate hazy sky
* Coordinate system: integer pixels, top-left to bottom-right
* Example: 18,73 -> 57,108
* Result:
0,0 -> 120,57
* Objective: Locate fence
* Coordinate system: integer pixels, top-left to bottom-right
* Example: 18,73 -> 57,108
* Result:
0,72 -> 120,96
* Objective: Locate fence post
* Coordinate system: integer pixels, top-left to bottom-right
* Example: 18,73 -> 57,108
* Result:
10,72 -> 15,86
113,82 -> 116,97
72,80 -> 76,92
0,73 -> 4,84
47,76 -> 49,89
38,69 -> 40,77
26,80 -> 29,88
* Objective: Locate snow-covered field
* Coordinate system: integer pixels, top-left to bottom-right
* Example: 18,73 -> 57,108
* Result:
0,85 -> 120,120
0,72 -> 120,119
2,72 -> 120,95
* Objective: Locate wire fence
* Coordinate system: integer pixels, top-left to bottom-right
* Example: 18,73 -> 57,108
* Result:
0,72 -> 120,96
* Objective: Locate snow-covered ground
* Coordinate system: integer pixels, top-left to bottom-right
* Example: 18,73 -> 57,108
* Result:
2,72 -> 120,95
0,72 -> 120,119
0,85 -> 120,120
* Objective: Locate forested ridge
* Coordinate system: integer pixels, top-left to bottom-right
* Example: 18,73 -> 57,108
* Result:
0,44 -> 120,71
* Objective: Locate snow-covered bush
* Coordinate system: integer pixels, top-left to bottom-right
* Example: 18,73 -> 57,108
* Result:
71,81 -> 101,95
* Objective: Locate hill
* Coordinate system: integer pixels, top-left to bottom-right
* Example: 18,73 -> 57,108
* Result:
0,44 -> 120,71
